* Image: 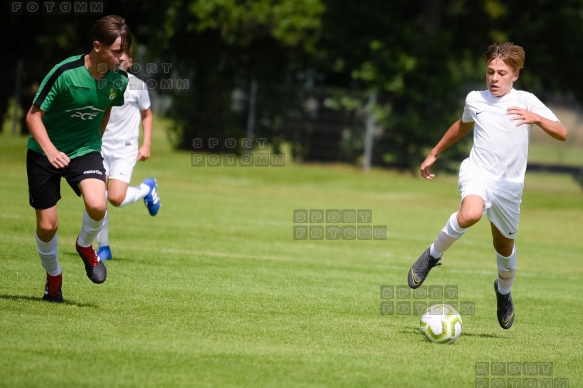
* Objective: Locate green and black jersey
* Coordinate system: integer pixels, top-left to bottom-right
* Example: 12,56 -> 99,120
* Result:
28,54 -> 128,159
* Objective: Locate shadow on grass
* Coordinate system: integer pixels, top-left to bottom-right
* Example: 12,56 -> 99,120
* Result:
402,326 -> 505,339
63,250 -> 134,263
459,331 -> 504,339
0,294 -> 98,308
101,255 -> 132,262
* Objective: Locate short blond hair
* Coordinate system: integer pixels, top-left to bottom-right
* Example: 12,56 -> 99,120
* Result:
484,43 -> 525,73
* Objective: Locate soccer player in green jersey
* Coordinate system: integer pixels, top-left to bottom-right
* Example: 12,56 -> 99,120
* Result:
26,15 -> 132,303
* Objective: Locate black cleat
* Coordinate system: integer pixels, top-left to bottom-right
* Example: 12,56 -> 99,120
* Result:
494,279 -> 515,329
407,247 -> 442,289
42,273 -> 64,303
76,239 -> 107,284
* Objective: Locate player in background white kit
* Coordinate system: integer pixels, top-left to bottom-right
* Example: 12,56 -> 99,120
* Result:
97,50 -> 161,261
406,43 -> 567,329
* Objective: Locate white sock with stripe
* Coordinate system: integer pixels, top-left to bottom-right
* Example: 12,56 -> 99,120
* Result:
497,248 -> 517,295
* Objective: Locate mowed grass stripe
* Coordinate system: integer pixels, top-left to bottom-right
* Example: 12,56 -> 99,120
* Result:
0,124 -> 582,387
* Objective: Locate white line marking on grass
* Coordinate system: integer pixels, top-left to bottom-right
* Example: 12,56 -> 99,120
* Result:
161,248 -> 298,262
0,213 -> 24,219
160,247 -> 393,270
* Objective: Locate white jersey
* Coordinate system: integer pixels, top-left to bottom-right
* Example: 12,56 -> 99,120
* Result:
102,73 -> 151,155
461,88 -> 559,184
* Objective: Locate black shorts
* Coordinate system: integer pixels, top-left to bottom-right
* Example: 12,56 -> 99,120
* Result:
27,150 -> 106,210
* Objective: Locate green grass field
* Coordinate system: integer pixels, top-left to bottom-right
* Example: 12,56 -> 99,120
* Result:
1,121 -> 582,387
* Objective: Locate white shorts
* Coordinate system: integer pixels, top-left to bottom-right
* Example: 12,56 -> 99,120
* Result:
102,151 -> 137,184
458,159 -> 523,239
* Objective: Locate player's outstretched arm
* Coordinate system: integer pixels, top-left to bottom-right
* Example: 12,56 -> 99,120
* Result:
137,108 -> 153,161
420,119 -> 474,180
26,105 -> 70,169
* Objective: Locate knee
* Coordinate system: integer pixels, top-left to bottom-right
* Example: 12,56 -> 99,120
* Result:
107,193 -> 125,207
457,208 -> 482,228
37,219 -> 58,240
85,203 -> 107,220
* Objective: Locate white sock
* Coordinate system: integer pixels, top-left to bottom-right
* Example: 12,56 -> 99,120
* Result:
77,210 -> 105,247
430,212 -> 469,258
119,184 -> 149,207
497,248 -> 517,295
96,211 -> 109,248
36,232 -> 61,276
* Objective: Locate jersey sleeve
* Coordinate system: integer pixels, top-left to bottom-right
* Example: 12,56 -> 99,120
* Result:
136,81 -> 151,111
524,92 -> 559,122
461,92 -> 475,123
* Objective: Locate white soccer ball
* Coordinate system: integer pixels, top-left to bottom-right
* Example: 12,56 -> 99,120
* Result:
419,304 -> 463,344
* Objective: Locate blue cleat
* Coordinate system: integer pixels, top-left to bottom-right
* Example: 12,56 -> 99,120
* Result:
98,245 -> 113,261
143,178 -> 160,216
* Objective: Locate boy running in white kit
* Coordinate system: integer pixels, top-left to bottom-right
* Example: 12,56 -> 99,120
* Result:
407,43 -> 567,329
97,50 -> 160,261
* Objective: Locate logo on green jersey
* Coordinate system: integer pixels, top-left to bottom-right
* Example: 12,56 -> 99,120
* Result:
70,85 -> 90,91
109,88 -> 117,100
66,106 -> 105,121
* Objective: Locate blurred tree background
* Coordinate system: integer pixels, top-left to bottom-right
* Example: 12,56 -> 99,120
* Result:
3,0 -> 583,171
